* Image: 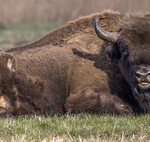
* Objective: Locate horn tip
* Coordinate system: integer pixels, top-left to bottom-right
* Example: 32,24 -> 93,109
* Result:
93,19 -> 99,24
93,19 -> 100,28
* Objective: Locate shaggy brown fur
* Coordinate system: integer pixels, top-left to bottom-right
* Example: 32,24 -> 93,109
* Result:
0,10 -> 149,116
8,10 -> 121,52
118,15 -> 150,65
65,87 -> 132,115
0,55 -> 50,116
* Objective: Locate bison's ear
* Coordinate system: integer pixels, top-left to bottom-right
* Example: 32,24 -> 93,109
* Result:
0,52 -> 16,72
7,56 -> 16,72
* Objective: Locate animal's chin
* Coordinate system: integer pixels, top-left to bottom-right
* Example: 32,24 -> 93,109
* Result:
136,82 -> 150,94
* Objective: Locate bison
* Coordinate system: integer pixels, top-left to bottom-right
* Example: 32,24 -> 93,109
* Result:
0,10 -> 150,117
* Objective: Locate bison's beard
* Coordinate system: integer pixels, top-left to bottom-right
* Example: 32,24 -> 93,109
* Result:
139,91 -> 150,100
133,87 -> 150,113
136,84 -> 150,100
139,91 -> 150,113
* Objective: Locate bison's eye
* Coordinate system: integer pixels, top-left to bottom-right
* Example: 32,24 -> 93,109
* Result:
134,72 -> 142,78
118,42 -> 129,59
147,74 -> 150,80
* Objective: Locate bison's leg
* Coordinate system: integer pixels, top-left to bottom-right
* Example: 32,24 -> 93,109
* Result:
65,87 -> 132,115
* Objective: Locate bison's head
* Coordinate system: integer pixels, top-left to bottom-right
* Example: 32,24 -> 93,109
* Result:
0,52 -> 16,90
94,16 -> 150,113
0,52 -> 16,117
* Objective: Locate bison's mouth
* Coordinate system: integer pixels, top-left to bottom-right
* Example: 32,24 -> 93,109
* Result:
137,82 -> 150,91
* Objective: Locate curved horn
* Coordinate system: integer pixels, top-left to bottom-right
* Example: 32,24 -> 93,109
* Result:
94,19 -> 120,43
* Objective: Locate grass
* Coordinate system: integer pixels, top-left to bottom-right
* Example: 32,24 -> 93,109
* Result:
0,24 -> 150,142
0,23 -> 60,50
0,114 -> 150,142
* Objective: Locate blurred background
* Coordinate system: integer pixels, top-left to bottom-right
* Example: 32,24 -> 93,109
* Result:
0,0 -> 150,24
0,0 -> 150,50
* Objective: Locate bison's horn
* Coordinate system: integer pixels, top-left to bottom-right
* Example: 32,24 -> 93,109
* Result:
94,19 -> 120,43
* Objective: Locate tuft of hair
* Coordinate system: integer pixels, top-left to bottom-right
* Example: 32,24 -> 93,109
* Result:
119,12 -> 150,44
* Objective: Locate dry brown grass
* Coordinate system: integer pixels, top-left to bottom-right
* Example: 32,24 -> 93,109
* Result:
0,0 -> 150,24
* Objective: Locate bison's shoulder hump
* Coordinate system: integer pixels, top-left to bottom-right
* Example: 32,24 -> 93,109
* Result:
7,10 -> 122,53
